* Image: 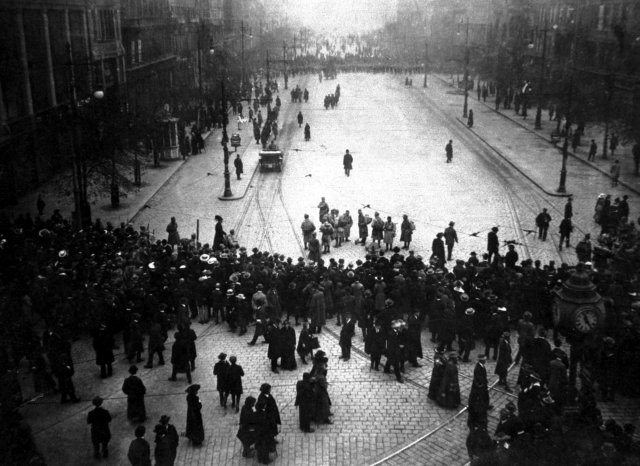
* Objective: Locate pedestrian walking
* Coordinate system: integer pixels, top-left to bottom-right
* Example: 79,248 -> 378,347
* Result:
487,227 -> 500,265
365,320 -> 385,371
431,232 -> 446,269
168,332 -> 192,383
144,319 -> 166,368
610,132 -> 619,157
185,384 -> 204,446
213,353 -> 230,407
234,154 -> 243,180
467,109 -> 474,128
268,320 -> 282,373
122,365 -> 147,423
295,372 -> 315,433
166,217 -> 180,247
297,111 -> 303,127
227,355 -> 244,412
343,149 -> 353,176
384,322 -> 405,383
445,140 -> 453,163
304,123 -> 311,141
213,215 -> 227,251
559,217 -> 573,250
309,284 -> 326,334
87,396 -> 112,459
153,415 -> 179,466
400,214 -> 414,249
255,383 -> 281,457
467,354 -> 491,428
58,353 -> 80,403
444,221 -> 458,260
237,396 -> 258,458
610,159 -> 621,187
127,425 -> 151,466
535,208 -> 552,240
93,323 -> 114,379
587,139 -> 597,161
564,197 -> 573,219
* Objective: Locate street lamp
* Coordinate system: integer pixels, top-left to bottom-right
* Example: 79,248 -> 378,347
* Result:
532,20 -> 550,130
423,38 -> 428,88
457,18 -> 470,118
220,81 -> 233,198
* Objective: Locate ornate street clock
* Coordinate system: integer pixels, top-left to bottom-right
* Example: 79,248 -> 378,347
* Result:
553,265 -> 605,337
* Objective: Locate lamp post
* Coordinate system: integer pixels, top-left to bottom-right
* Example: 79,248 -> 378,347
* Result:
240,20 -> 246,89
220,81 -> 233,198
459,18 -> 470,118
534,21 -> 549,130
558,72 -> 574,193
283,41 -> 288,89
423,39 -> 428,88
602,72 -> 614,159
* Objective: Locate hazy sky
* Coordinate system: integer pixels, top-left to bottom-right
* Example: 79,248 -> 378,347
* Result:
284,0 -> 398,34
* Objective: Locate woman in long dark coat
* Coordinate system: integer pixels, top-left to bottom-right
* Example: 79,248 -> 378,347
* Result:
93,324 -> 115,378
309,352 -> 332,424
437,354 -> 461,409
166,217 -> 180,246
428,349 -> 446,400
185,384 -> 204,446
226,355 -> 244,412
237,396 -> 258,457
213,215 -> 226,250
122,365 -> 147,422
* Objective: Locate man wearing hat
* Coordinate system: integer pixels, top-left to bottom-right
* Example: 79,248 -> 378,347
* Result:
437,353 -> 461,409
153,415 -> 179,466
93,323 -> 115,379
87,396 -> 112,459
431,233 -> 446,269
295,373 -> 315,433
458,308 -> 476,363
268,320 -> 283,373
339,312 -> 357,361
145,317 -> 166,369
487,227 -> 500,264
122,365 -> 147,422
213,353 -> 230,407
467,354 -> 491,429
185,384 -> 204,446
383,321 -> 405,383
127,425 -> 151,466
495,331 -> 513,392
444,221 -> 459,261
365,320 -> 386,371
168,332 -> 192,384
255,383 -> 281,463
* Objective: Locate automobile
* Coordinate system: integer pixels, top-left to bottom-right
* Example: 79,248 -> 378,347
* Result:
259,150 -> 284,172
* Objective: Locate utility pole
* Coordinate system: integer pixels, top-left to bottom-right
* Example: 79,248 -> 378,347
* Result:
423,39 -> 428,88
602,72 -> 614,159
241,21 -> 245,89
462,18 -> 470,118
534,21 -> 549,130
266,50 -> 270,85
221,81 -> 232,198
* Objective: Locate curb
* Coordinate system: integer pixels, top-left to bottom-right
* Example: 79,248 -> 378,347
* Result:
432,73 -> 640,196
455,117 -> 572,198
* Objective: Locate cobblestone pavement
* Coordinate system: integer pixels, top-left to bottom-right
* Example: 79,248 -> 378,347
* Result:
21,72 -> 640,466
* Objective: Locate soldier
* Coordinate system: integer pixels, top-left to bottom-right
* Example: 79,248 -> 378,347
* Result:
122,365 -> 147,423
356,209 -> 369,246
87,396 -> 112,459
301,214 -> 316,250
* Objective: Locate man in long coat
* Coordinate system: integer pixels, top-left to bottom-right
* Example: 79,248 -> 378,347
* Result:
301,214 -> 316,250
295,373 -> 315,433
438,354 -> 461,409
122,365 -> 147,422
343,150 -> 353,176
431,233 -> 446,269
365,321 -> 386,371
168,332 -> 192,383
268,320 -> 282,373
495,331 -> 513,391
154,415 -> 179,466
145,319 -> 165,368
93,324 -> 115,379
406,310 -> 423,367
338,312 -> 357,361
280,320 -> 297,370
309,285 -> 326,334
213,353 -> 229,407
467,354 -> 491,428
428,349 -> 446,400
255,383 -> 281,450
87,396 -> 112,459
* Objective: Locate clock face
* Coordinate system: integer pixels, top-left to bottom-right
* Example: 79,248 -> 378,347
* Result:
574,307 -> 599,333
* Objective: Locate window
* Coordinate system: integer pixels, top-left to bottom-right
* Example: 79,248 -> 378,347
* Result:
96,10 -> 115,41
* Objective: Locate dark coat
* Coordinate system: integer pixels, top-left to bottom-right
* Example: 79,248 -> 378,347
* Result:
122,375 -> 147,421
495,337 -> 512,376
213,360 -> 229,392
93,328 -> 115,365
148,322 -> 166,352
186,393 -> 204,445
226,363 -> 244,395
170,336 -> 191,372
256,392 -> 281,438
234,157 -> 244,174
127,437 -> 151,466
431,237 -> 445,263
428,353 -> 446,400
297,328 -> 313,355
280,326 -> 297,370
438,359 -> 461,409
295,379 -> 315,428
365,327 -> 386,355
154,423 -> 179,466
268,325 -> 282,359
407,314 -> 423,359
339,319 -> 356,345
87,406 -> 112,443
343,153 -> 353,169
237,405 -> 258,445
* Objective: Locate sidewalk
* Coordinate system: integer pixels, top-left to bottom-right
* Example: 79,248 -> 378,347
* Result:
435,74 -> 640,196
0,128 -> 219,226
